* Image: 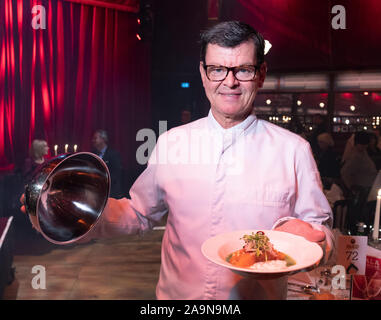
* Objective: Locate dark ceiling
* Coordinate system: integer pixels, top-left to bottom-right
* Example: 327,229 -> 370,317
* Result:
220,0 -> 381,72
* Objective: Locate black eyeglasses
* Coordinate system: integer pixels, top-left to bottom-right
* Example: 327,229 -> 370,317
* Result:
203,64 -> 259,82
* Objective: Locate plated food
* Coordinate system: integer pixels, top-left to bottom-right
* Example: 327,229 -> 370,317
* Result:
201,229 -> 323,277
226,231 -> 296,270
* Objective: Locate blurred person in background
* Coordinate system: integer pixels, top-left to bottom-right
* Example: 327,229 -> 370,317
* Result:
340,131 -> 377,191
341,133 -> 355,165
315,133 -> 341,188
308,114 -> 328,156
367,132 -> 381,170
91,129 -> 123,198
22,139 -> 49,182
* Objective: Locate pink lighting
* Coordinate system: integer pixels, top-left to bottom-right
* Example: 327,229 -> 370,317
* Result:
342,93 -> 353,99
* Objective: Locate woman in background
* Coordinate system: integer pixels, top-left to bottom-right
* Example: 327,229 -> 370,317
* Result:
22,139 -> 49,182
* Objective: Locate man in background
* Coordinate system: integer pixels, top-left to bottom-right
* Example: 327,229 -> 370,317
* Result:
92,129 -> 123,198
341,131 -> 377,191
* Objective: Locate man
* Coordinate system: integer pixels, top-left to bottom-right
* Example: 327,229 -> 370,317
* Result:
91,129 -> 123,198
341,131 -> 377,191
23,21 -> 333,299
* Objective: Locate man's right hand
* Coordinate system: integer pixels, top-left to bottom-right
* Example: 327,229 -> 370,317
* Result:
20,194 -> 26,214
20,193 -> 40,231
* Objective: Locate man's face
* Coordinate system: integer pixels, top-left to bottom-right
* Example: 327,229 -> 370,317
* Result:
92,132 -> 105,151
200,41 -> 266,127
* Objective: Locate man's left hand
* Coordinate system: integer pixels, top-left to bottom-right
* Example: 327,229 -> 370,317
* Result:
275,219 -> 326,243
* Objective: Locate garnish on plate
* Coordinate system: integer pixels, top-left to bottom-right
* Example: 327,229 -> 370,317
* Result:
226,231 -> 296,268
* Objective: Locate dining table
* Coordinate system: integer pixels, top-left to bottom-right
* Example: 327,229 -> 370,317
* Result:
287,228 -> 381,300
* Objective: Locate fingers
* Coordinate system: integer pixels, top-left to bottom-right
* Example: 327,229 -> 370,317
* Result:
303,229 -> 326,242
275,219 -> 326,243
20,194 -> 26,214
19,193 -> 40,232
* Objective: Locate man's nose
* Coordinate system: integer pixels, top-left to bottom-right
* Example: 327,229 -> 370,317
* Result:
223,70 -> 239,87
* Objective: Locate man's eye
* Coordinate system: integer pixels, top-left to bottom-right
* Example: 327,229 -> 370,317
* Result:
211,68 -> 225,73
237,68 -> 251,73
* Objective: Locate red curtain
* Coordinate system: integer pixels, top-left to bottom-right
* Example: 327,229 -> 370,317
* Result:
64,0 -> 139,13
0,0 -> 151,172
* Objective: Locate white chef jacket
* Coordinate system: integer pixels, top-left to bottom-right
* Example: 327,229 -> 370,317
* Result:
88,110 -> 334,300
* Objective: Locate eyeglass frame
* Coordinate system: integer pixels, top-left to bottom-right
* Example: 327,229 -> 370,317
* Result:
202,63 -> 261,82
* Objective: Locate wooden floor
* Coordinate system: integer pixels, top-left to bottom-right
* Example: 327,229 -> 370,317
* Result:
3,219 -> 164,300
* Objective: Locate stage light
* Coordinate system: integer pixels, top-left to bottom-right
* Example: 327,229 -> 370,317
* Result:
297,100 -> 302,106
364,91 -> 369,95
136,4 -> 153,42
266,99 -> 271,105
350,105 -> 356,111
319,102 -> 325,108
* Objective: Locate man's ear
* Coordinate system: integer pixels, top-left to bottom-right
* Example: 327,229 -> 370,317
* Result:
257,62 -> 267,88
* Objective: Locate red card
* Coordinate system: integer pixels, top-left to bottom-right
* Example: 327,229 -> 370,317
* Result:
352,255 -> 381,300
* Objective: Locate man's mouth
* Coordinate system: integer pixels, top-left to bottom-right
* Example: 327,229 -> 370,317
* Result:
219,92 -> 241,96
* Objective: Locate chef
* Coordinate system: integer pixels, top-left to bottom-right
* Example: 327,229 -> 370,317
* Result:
22,21 -> 334,300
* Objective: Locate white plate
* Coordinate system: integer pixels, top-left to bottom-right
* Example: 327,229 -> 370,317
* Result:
201,230 -> 323,278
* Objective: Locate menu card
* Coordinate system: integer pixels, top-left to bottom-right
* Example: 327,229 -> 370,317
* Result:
336,235 -> 368,275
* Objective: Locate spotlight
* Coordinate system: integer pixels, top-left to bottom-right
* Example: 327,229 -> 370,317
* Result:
297,100 -> 302,106
136,4 -> 153,42
319,102 -> 325,108
266,99 -> 271,105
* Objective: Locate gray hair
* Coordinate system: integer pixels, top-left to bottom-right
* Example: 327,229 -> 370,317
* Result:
95,129 -> 108,143
200,21 -> 265,66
